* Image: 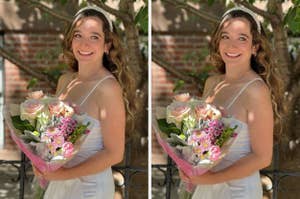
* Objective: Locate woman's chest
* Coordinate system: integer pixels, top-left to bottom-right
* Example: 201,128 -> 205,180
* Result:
205,84 -> 248,121
58,81 -> 99,118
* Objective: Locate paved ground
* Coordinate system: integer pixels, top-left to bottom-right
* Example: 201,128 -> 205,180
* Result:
0,164 -> 33,199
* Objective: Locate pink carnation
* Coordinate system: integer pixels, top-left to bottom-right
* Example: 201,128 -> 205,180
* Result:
62,142 -> 74,158
209,146 -> 221,161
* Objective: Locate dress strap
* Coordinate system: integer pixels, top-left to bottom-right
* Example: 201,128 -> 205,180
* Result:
79,75 -> 114,106
55,73 -> 77,97
226,78 -> 263,110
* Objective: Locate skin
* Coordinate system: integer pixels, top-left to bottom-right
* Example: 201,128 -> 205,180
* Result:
179,17 -> 273,185
34,16 -> 125,180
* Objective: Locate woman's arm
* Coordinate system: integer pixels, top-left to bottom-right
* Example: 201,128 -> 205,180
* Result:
43,79 -> 125,180
186,81 -> 273,185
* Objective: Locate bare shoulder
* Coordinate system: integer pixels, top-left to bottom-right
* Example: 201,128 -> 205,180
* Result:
243,79 -> 271,107
94,77 -> 123,98
203,74 -> 223,96
58,72 -> 75,84
56,72 -> 75,93
205,74 -> 223,86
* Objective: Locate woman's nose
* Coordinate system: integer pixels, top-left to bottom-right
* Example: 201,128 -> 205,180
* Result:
79,38 -> 90,47
227,40 -> 238,48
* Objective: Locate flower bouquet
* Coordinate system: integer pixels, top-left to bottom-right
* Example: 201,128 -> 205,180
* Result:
154,93 -> 239,194
3,91 -> 92,189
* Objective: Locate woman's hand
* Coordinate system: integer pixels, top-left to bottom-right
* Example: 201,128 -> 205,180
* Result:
42,167 -> 68,181
32,166 -> 44,178
32,166 -> 69,181
179,169 -> 216,185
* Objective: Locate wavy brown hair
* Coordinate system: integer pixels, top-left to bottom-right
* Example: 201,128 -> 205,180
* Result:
62,9 -> 137,136
209,9 -> 284,141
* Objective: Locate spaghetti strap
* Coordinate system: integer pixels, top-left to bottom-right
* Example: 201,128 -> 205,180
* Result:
226,78 -> 263,110
55,73 -> 77,97
79,75 -> 114,106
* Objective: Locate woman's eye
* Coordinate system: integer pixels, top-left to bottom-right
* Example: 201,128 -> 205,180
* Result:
91,36 -> 99,40
73,34 -> 81,38
221,35 -> 229,39
239,37 -> 247,41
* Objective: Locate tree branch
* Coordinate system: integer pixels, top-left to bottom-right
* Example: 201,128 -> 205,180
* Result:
0,46 -> 56,89
87,0 -> 130,21
161,0 -> 219,26
234,0 -> 274,21
152,52 -> 194,84
21,0 -> 72,23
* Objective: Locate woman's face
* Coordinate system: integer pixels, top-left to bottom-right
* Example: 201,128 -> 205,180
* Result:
218,17 -> 257,68
71,16 -> 109,66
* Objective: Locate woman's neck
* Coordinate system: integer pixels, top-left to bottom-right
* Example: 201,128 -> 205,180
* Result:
77,64 -> 107,81
224,67 -> 253,84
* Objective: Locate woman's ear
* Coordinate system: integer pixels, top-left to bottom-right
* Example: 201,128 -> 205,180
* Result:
104,42 -> 112,54
252,44 -> 259,56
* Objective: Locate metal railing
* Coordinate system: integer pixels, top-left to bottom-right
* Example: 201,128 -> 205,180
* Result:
0,142 -> 147,199
152,145 -> 300,199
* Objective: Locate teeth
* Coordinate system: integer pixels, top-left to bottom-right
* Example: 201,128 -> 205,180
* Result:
78,51 -> 92,55
226,53 -> 240,57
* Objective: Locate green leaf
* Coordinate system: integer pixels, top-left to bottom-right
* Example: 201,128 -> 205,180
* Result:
207,0 -> 215,6
11,115 -> 35,132
157,119 -> 181,137
284,6 -> 300,34
134,6 -> 148,34
27,78 -> 38,90
68,123 -> 90,144
215,125 -> 237,147
59,0 -> 68,5
173,80 -> 185,93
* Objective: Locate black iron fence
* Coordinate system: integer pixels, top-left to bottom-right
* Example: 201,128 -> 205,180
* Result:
0,142 -> 147,199
152,145 -> 300,199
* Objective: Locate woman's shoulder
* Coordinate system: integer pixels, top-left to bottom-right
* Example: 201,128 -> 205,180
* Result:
243,78 -> 271,104
94,75 -> 122,95
205,74 -> 223,86
58,71 -> 76,83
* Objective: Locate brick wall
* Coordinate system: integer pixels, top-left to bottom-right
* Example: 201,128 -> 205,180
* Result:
3,33 -> 61,152
152,33 -> 210,164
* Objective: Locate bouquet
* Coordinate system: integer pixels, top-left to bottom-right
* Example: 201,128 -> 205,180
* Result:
3,91 -> 92,189
154,93 -> 239,194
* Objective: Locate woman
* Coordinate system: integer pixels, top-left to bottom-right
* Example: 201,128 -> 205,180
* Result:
179,7 -> 283,199
34,6 -> 135,199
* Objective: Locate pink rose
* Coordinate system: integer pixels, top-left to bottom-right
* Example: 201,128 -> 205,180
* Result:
194,103 -> 208,119
52,135 -> 65,148
209,146 -> 221,161
48,99 -> 64,116
173,93 -> 191,102
166,102 -> 190,125
62,142 -> 74,158
45,127 -> 61,137
20,99 -> 44,121
27,90 -> 44,100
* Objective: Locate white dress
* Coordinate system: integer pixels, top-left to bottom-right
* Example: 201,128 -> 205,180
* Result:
43,75 -> 115,199
192,78 -> 264,199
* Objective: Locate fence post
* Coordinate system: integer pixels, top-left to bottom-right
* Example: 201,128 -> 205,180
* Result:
19,152 -> 25,199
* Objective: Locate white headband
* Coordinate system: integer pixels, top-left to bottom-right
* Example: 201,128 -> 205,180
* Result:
75,6 -> 113,32
222,7 -> 261,34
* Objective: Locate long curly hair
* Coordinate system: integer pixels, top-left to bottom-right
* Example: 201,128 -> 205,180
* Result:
209,9 -> 284,141
62,9 -> 137,135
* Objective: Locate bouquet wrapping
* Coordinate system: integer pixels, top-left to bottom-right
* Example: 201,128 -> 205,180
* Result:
3,91 -> 92,188
154,94 -> 239,193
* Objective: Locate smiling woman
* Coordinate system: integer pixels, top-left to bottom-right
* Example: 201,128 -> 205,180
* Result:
176,6 -> 284,199
30,6 -> 136,199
